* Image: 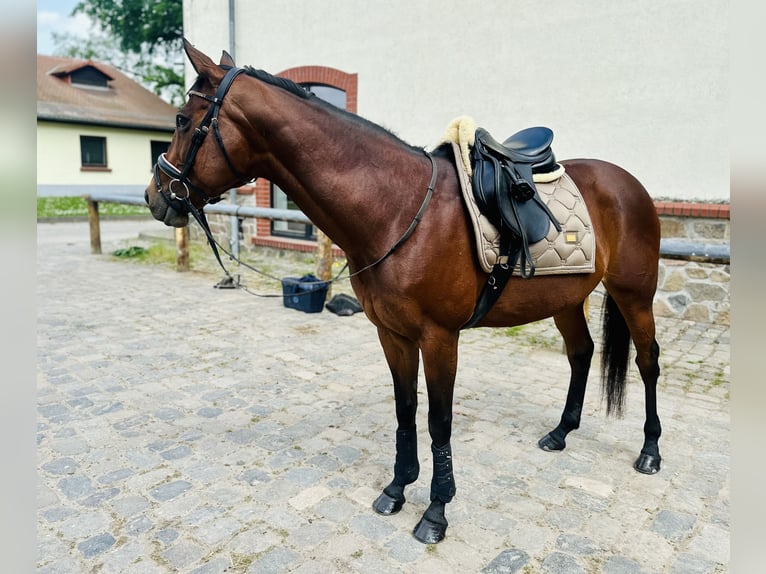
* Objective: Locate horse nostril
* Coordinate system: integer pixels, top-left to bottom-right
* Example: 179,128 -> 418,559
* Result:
144,190 -> 149,205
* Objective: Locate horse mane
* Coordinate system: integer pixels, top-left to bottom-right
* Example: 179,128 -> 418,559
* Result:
242,65 -> 423,153
243,66 -> 312,100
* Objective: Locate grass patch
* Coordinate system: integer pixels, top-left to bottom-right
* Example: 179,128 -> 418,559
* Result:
491,323 -> 560,350
109,241 -> 213,272
503,325 -> 525,337
110,242 -> 178,267
38,196 -> 149,218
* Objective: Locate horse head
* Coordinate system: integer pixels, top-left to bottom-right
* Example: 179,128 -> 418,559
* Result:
145,39 -> 253,227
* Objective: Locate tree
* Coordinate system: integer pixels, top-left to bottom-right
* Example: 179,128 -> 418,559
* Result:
53,0 -> 184,105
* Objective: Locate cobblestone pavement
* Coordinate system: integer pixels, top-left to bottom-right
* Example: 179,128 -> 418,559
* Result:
37,220 -> 730,573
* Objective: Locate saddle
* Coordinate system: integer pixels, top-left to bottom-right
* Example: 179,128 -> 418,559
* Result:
470,126 -> 562,278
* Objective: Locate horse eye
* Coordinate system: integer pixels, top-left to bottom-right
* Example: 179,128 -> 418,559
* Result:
176,114 -> 190,130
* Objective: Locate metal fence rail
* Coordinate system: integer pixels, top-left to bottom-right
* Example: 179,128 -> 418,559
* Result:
83,193 -> 312,271
83,193 -> 730,266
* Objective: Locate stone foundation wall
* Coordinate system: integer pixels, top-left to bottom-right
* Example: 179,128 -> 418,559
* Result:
654,213 -> 729,325
655,259 -> 729,324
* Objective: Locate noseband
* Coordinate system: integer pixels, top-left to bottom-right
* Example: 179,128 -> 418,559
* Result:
152,65 -> 251,215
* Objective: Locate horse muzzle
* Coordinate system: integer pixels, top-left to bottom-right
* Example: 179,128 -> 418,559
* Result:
145,182 -> 191,228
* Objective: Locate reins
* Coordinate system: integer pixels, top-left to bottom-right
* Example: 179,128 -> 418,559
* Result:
179,149 -> 436,297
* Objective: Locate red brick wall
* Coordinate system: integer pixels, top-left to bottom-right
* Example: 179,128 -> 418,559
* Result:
654,201 -> 729,219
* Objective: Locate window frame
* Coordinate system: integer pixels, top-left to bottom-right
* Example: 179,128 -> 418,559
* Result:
79,135 -> 109,172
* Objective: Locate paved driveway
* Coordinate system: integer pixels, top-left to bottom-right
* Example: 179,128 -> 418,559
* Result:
37,219 -> 729,573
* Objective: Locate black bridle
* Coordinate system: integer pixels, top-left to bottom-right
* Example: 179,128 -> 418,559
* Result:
152,65 -> 251,216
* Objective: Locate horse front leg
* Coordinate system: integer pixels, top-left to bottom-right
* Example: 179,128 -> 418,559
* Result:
412,329 -> 459,544
372,328 -> 421,515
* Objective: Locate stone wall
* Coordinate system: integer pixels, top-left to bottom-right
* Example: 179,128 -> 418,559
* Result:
654,213 -> 730,325
655,259 -> 729,324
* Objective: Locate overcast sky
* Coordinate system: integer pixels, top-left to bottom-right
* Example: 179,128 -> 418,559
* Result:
37,0 -> 91,56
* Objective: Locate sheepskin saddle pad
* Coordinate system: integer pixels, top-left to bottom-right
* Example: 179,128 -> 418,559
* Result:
439,116 -> 595,276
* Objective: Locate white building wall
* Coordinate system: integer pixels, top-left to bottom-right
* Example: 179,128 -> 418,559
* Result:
37,121 -> 172,196
183,0 -> 728,201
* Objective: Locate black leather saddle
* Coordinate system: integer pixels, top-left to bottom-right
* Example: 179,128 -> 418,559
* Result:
470,126 -> 562,268
478,126 -> 558,174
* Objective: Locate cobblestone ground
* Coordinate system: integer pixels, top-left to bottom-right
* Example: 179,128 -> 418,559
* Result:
37,220 -> 729,573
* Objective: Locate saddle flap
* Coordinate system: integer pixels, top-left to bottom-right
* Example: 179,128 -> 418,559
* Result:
513,198 -> 556,243
471,134 -> 560,245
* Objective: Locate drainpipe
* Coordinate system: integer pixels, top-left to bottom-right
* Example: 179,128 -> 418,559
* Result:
228,0 -> 236,62
228,0 -> 239,260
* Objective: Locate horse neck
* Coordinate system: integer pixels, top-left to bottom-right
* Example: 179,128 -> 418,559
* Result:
240,83 -> 430,260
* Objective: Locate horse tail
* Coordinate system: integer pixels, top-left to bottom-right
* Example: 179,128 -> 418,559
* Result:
600,293 -> 631,417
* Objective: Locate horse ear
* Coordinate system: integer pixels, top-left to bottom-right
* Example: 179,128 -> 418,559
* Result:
220,50 -> 236,67
182,38 -> 225,85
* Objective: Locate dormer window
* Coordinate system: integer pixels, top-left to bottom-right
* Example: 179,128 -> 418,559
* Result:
50,63 -> 114,90
70,67 -> 109,88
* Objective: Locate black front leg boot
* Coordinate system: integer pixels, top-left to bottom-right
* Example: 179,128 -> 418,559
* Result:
373,428 -> 420,515
412,442 -> 455,544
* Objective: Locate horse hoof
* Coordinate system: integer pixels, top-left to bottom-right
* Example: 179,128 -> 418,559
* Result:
372,491 -> 404,515
634,452 -> 661,474
413,517 -> 447,544
538,433 -> 565,452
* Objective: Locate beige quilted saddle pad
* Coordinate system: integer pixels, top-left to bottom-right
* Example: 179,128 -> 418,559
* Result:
449,140 -> 596,275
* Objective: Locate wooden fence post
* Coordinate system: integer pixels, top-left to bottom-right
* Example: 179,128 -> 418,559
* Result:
175,226 -> 189,271
315,229 -> 333,298
85,197 -> 102,255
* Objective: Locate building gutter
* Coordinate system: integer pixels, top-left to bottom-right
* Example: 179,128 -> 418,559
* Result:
37,116 -> 174,133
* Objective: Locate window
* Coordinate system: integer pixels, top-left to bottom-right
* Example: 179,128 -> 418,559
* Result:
150,140 -> 170,170
271,84 -> 347,239
305,84 -> 347,109
70,67 -> 110,88
80,136 -> 107,169
271,184 -> 315,239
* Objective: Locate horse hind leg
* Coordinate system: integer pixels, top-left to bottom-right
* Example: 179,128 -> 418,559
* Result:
602,290 -> 662,474
633,336 -> 661,474
539,303 -> 595,452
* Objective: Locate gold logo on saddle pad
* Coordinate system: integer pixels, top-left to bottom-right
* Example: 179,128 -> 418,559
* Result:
565,232 -> 578,244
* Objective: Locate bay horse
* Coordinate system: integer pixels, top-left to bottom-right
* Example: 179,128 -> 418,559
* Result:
145,40 -> 662,544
